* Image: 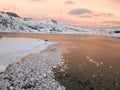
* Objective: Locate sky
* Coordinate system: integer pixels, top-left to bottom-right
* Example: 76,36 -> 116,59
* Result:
0,0 -> 120,28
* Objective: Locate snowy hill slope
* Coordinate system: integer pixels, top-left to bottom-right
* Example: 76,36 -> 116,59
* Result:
0,11 -> 84,33
0,11 -> 120,37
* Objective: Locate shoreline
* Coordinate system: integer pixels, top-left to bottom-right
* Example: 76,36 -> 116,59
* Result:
0,37 -> 56,72
0,37 -> 65,90
21,43 -> 58,62
0,32 -> 117,38
0,32 -> 120,38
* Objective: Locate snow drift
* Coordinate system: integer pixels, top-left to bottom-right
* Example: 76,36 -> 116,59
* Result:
0,38 -> 55,72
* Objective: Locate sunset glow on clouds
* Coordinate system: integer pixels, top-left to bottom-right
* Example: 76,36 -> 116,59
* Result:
0,0 -> 120,27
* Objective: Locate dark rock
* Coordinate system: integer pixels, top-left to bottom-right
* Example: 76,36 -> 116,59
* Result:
6,12 -> 19,17
0,19 -> 10,27
89,87 -> 94,90
4,77 -> 13,81
22,83 -> 35,89
23,18 -> 31,21
0,36 -> 2,38
51,27 -> 61,32
114,31 -> 120,33
27,25 -> 38,30
45,39 -> 48,41
51,19 -> 57,25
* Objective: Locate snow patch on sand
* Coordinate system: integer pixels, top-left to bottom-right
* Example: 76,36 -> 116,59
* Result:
0,38 -> 66,89
0,38 -> 55,72
0,45 -> 65,90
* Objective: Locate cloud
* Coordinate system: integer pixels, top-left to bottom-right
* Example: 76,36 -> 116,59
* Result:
68,8 -> 92,15
30,0 -> 43,1
65,0 -> 74,5
68,8 -> 114,19
80,15 -> 92,18
103,21 -> 120,24
29,0 -> 46,3
110,0 -> 120,2
79,13 -> 113,18
93,13 -> 113,17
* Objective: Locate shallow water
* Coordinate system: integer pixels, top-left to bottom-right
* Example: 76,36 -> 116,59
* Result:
0,33 -> 120,90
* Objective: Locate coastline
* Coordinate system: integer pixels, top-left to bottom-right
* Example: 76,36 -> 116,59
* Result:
0,43 -> 65,90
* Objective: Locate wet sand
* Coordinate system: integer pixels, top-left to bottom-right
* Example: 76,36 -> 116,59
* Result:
0,33 -> 120,90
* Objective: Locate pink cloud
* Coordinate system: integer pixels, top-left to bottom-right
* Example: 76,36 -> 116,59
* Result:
64,0 -> 74,5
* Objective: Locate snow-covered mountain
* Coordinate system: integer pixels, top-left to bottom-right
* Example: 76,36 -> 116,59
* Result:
0,11 -> 120,37
0,11 -> 84,33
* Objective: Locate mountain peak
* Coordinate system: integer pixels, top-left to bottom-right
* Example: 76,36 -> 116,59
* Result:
50,19 -> 58,25
0,11 -> 20,18
6,12 -> 20,17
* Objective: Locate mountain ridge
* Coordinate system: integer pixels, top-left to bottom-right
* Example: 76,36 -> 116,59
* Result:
0,11 -> 120,37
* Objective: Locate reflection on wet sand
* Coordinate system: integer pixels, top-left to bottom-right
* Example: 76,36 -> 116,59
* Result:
0,33 -> 120,90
